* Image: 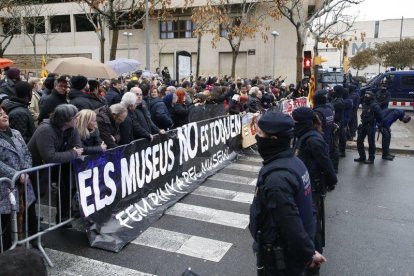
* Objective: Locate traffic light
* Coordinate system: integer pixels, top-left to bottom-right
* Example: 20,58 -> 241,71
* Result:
303,51 -> 312,76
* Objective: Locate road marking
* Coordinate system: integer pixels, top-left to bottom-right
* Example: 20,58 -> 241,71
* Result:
209,173 -> 255,185
226,163 -> 261,173
192,186 -> 254,204
238,156 -> 263,163
165,203 -> 249,229
132,227 -> 232,262
46,248 -> 153,276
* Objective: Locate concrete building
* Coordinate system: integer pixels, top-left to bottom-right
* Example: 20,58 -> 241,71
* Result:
305,17 -> 414,77
0,0 -> 318,84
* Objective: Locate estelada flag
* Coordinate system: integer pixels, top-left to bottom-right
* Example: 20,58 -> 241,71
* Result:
40,55 -> 48,78
307,74 -> 315,108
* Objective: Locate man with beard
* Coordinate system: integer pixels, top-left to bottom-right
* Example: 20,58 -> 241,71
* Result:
249,111 -> 326,275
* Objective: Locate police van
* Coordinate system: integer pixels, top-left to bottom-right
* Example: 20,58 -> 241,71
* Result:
360,70 -> 414,111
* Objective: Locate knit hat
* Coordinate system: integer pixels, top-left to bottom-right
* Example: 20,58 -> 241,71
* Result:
6,68 -> 20,81
70,76 -> 88,90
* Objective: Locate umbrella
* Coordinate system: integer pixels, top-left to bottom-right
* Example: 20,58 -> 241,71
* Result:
0,58 -> 14,69
105,58 -> 141,75
46,57 -> 117,79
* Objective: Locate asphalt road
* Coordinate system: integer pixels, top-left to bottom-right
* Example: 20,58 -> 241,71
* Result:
40,150 -> 414,276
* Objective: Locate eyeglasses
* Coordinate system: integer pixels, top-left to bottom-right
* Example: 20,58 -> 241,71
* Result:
136,93 -> 143,96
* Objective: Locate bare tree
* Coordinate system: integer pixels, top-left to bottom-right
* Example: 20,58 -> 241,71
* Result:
16,1 -> 51,73
0,1 -> 21,58
189,0 -> 274,79
308,0 -> 360,83
273,0 -> 361,82
76,2 -> 106,63
75,0 -> 171,61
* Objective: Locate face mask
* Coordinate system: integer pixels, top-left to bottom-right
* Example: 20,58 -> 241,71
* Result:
255,135 -> 290,160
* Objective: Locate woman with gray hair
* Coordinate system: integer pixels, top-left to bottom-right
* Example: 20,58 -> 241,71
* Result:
28,104 -> 83,225
96,103 -> 128,149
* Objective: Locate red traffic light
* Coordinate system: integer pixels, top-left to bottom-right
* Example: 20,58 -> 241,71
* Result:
304,58 -> 312,68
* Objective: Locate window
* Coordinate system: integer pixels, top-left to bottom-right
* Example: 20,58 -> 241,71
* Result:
374,21 -> 379,39
108,12 -> 143,30
24,17 -> 45,34
50,15 -> 71,33
220,17 -> 241,37
401,76 -> 414,89
160,19 -> 195,39
308,5 -> 315,18
74,14 -> 98,32
2,18 -> 21,35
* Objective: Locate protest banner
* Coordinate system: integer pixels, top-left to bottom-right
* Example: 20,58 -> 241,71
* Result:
72,115 -> 241,252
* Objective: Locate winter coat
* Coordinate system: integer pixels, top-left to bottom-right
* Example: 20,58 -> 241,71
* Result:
119,110 -> 134,145
68,89 -> 106,111
105,88 -> 122,106
29,90 -> 42,126
0,128 -> 36,214
133,103 -> 159,140
81,128 -> 104,155
2,98 -> 36,143
248,95 -> 262,113
147,98 -> 173,130
0,77 -> 16,102
27,120 -> 82,167
96,106 -> 121,149
170,103 -> 189,128
38,90 -> 68,123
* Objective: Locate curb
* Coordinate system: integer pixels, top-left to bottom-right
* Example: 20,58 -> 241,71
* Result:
346,144 -> 414,155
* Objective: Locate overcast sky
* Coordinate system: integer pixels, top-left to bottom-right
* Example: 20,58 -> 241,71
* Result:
348,0 -> 414,21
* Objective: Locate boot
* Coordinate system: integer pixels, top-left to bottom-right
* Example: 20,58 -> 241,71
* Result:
364,159 -> 374,164
382,154 -> 395,161
354,157 -> 366,163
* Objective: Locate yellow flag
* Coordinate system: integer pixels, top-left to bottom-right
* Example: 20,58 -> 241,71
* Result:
41,55 -> 48,78
308,74 -> 315,108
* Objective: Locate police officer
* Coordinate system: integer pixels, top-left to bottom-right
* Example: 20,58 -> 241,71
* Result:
375,79 -> 391,110
347,83 -> 361,140
313,89 -> 335,150
380,109 -> 411,161
292,107 -> 337,276
354,91 -> 383,164
249,112 -> 326,275
328,86 -> 345,172
339,88 -> 353,157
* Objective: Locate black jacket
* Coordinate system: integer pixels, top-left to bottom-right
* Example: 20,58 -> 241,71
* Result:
2,98 -> 36,143
105,87 -> 122,106
133,103 -> 159,140
96,106 -> 121,149
119,110 -> 134,145
295,130 -> 337,192
68,89 -> 106,111
170,103 -> 189,128
147,98 -> 173,130
27,120 -> 82,166
81,129 -> 104,155
248,95 -> 262,113
0,77 -> 16,103
38,90 -> 67,123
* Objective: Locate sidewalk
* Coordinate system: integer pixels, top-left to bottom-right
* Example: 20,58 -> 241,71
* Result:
347,110 -> 414,155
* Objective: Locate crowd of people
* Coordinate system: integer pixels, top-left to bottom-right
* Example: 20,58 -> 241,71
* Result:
0,64 -> 411,275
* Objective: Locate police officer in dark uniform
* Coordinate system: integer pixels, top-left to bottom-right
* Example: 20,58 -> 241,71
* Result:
380,109 -> 411,161
249,112 -> 326,276
347,83 -> 361,140
375,79 -> 391,110
313,90 -> 335,151
328,86 -> 344,172
292,107 -> 337,276
354,91 -> 383,164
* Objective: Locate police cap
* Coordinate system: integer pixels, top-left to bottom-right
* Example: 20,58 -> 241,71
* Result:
292,107 -> 314,122
258,111 -> 294,136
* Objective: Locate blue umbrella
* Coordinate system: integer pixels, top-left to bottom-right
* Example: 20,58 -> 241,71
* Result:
105,58 -> 141,75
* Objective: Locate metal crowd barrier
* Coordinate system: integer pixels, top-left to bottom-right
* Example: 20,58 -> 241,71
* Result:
0,177 -> 13,254
5,162 -> 77,267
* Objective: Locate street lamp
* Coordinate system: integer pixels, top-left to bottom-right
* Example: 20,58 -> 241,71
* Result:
145,0 -> 150,70
123,32 -> 133,59
271,30 -> 279,79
